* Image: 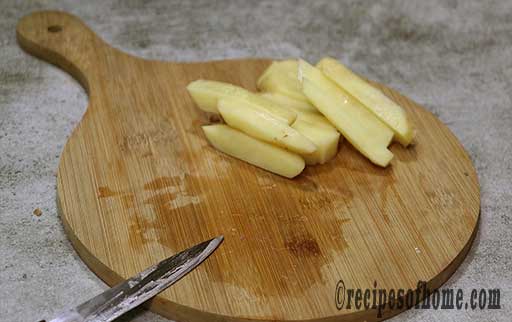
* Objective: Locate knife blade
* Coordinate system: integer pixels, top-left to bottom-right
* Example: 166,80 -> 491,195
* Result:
43,236 -> 223,322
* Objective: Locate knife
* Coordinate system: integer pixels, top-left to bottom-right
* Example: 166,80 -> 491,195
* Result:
40,236 -> 224,322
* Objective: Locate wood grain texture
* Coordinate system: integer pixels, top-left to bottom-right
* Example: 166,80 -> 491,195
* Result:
17,11 -> 480,322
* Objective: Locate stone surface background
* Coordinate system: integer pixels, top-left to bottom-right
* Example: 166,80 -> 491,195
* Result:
0,1 -> 510,321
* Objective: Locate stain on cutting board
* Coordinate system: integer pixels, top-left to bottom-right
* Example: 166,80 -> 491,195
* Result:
97,171 -> 353,299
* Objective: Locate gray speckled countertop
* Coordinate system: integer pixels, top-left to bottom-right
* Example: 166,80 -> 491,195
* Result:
0,1 -> 510,321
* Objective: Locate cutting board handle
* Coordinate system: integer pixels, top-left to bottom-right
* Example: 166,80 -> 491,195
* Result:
16,11 -> 108,93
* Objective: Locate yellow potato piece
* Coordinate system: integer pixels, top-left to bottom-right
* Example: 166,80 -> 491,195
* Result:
292,119 -> 341,165
296,111 -> 337,132
317,57 -> 414,146
257,60 -> 309,102
258,60 -> 298,83
202,124 -> 305,178
259,92 -> 318,114
298,60 -> 394,167
259,92 -> 338,131
186,80 -> 296,124
218,99 -> 317,154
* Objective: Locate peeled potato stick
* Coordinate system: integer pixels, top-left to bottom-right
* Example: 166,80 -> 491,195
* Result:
317,57 -> 414,146
259,92 -> 318,114
187,79 -> 296,124
299,60 -> 394,167
203,124 -> 305,178
218,98 -> 317,154
292,119 -> 341,165
257,60 -> 309,102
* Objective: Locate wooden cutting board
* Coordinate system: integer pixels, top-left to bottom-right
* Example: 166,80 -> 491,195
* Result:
17,11 -> 480,322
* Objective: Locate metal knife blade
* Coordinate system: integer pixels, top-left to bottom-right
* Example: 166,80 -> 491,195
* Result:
44,236 -> 223,322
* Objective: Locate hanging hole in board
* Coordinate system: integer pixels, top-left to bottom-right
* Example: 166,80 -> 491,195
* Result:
47,25 -> 62,33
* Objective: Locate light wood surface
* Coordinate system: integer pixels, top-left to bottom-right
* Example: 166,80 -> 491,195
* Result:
17,11 -> 480,322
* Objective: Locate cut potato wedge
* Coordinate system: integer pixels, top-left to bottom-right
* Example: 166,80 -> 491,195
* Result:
218,99 -> 317,154
296,111 -> 337,132
298,60 -> 394,167
317,57 -> 414,146
187,80 -> 296,124
259,92 -> 337,131
258,60 -> 298,83
257,60 -> 309,102
292,120 -> 341,165
202,124 -> 305,178
260,92 -> 318,114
